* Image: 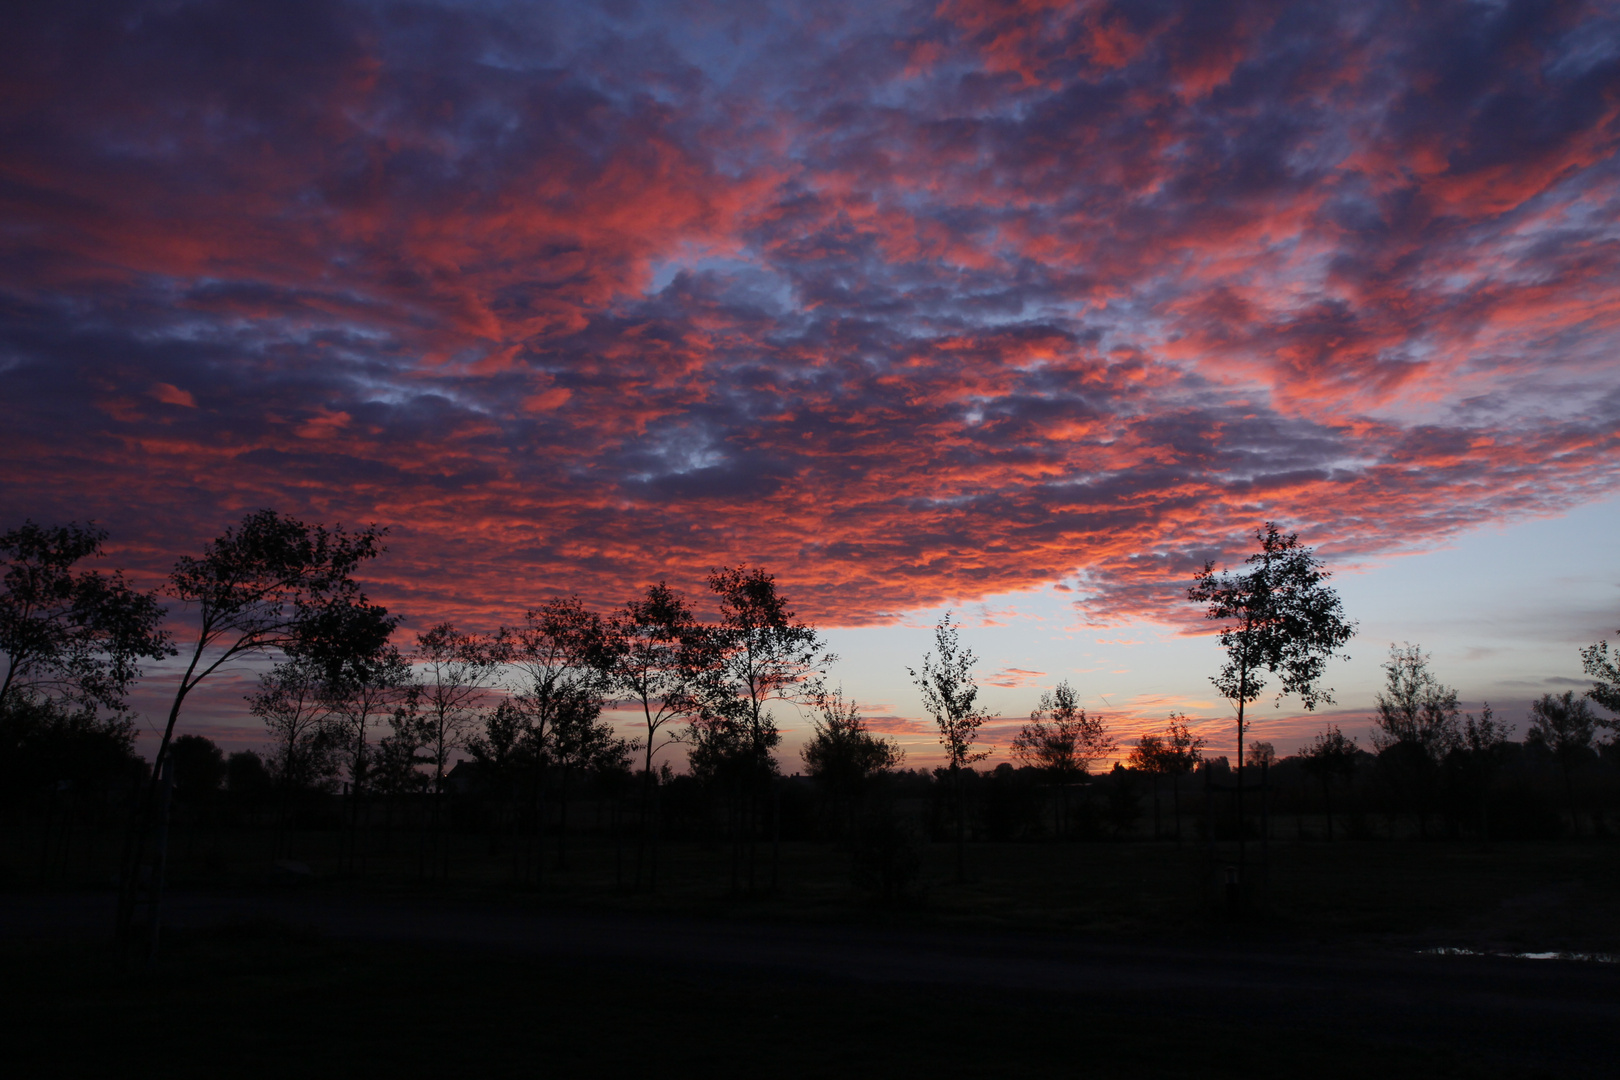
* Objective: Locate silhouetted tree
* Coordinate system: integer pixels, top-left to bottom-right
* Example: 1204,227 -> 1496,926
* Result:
801,686 -> 903,836
1449,704 -> 1509,836
692,565 -> 832,891
608,583 -> 705,890
1014,681 -> 1112,838
909,614 -> 994,882
1370,644 -> 1459,838
226,750 -> 272,796
550,684 -> 633,869
248,657 -> 337,797
1526,691 -> 1597,834
0,521 -> 172,714
169,734 -> 224,800
322,644 -> 414,872
0,695 -> 145,802
1155,714 -> 1204,841
410,623 -> 502,878
412,623 -> 502,792
1188,523 -> 1355,870
118,509 -> 393,947
499,597 -> 613,881
1299,725 -> 1358,841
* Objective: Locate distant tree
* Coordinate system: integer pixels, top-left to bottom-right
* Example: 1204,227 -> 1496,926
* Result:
152,510 -> 393,785
247,658 -> 336,794
1014,681 -> 1112,838
168,733 -> 224,800
1370,644 -> 1460,839
694,566 -> 833,785
1161,715 -> 1205,841
371,708 -> 432,795
909,614 -> 994,882
1449,704 -> 1509,836
0,521 -> 172,714
801,686 -> 903,836
1526,691 -> 1598,834
225,750 -> 272,796
1371,644 -> 1461,756
499,598 -> 614,880
321,644 -> 414,874
411,623 -> 503,794
1299,725 -> 1358,841
1189,523 -> 1354,869
549,684 -> 634,869
0,695 -> 145,801
608,583 -> 706,890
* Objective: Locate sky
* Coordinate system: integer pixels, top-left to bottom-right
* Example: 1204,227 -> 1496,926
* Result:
4,1 -> 1620,767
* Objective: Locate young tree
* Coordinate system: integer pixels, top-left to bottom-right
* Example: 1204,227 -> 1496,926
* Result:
499,598 -> 616,880
1188,523 -> 1355,868
321,644 -> 415,872
412,623 -> 503,793
1526,691 -> 1598,834
1450,704 -> 1509,836
169,733 -> 224,801
118,509 -> 393,946
1370,643 -> 1459,838
0,521 -> 172,713
909,613 -> 994,882
549,684 -> 634,869
1014,681 -> 1113,838
1299,725 -> 1358,841
693,565 -> 834,890
608,583 -> 705,890
801,686 -> 903,836
248,658 -> 336,794
1159,714 -> 1205,842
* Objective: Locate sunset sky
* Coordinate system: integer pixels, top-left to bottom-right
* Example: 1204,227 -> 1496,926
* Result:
4,1 -> 1619,766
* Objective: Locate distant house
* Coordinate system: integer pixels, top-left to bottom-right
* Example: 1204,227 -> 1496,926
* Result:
444,760 -> 484,796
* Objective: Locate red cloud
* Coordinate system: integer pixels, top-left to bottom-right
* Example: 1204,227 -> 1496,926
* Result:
2,0 -> 1618,644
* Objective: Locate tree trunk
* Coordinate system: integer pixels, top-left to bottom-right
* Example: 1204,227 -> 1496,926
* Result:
953,763 -> 966,883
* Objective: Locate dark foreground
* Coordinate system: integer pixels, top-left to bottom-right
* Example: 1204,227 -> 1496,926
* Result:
4,891 -> 1617,1078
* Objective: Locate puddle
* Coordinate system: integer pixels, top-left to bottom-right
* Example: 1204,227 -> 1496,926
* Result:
1420,947 -> 1619,964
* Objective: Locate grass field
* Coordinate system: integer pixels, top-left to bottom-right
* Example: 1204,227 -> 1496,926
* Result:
12,812 -> 1620,952
4,921 -> 1607,1080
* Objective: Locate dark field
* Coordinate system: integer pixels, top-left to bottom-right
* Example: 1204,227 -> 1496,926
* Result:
6,832 -> 1619,1078
13,813 -> 1620,950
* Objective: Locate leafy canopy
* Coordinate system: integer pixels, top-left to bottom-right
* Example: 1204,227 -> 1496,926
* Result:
1188,522 -> 1355,711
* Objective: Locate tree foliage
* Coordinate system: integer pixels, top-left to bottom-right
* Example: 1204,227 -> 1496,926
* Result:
609,583 -> 705,783
801,686 -> 903,794
247,657 -> 337,792
690,565 -> 832,786
1189,523 -> 1356,712
1013,681 -> 1112,783
0,521 -> 172,714
1371,643 -> 1460,759
909,613 -> 994,772
411,623 -> 503,791
1580,636 -> 1620,723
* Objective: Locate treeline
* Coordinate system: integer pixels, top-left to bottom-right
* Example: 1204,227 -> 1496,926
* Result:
3,512 -> 1620,913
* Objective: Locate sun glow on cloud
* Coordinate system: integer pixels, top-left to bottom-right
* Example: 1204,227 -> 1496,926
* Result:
2,0 -> 1620,650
